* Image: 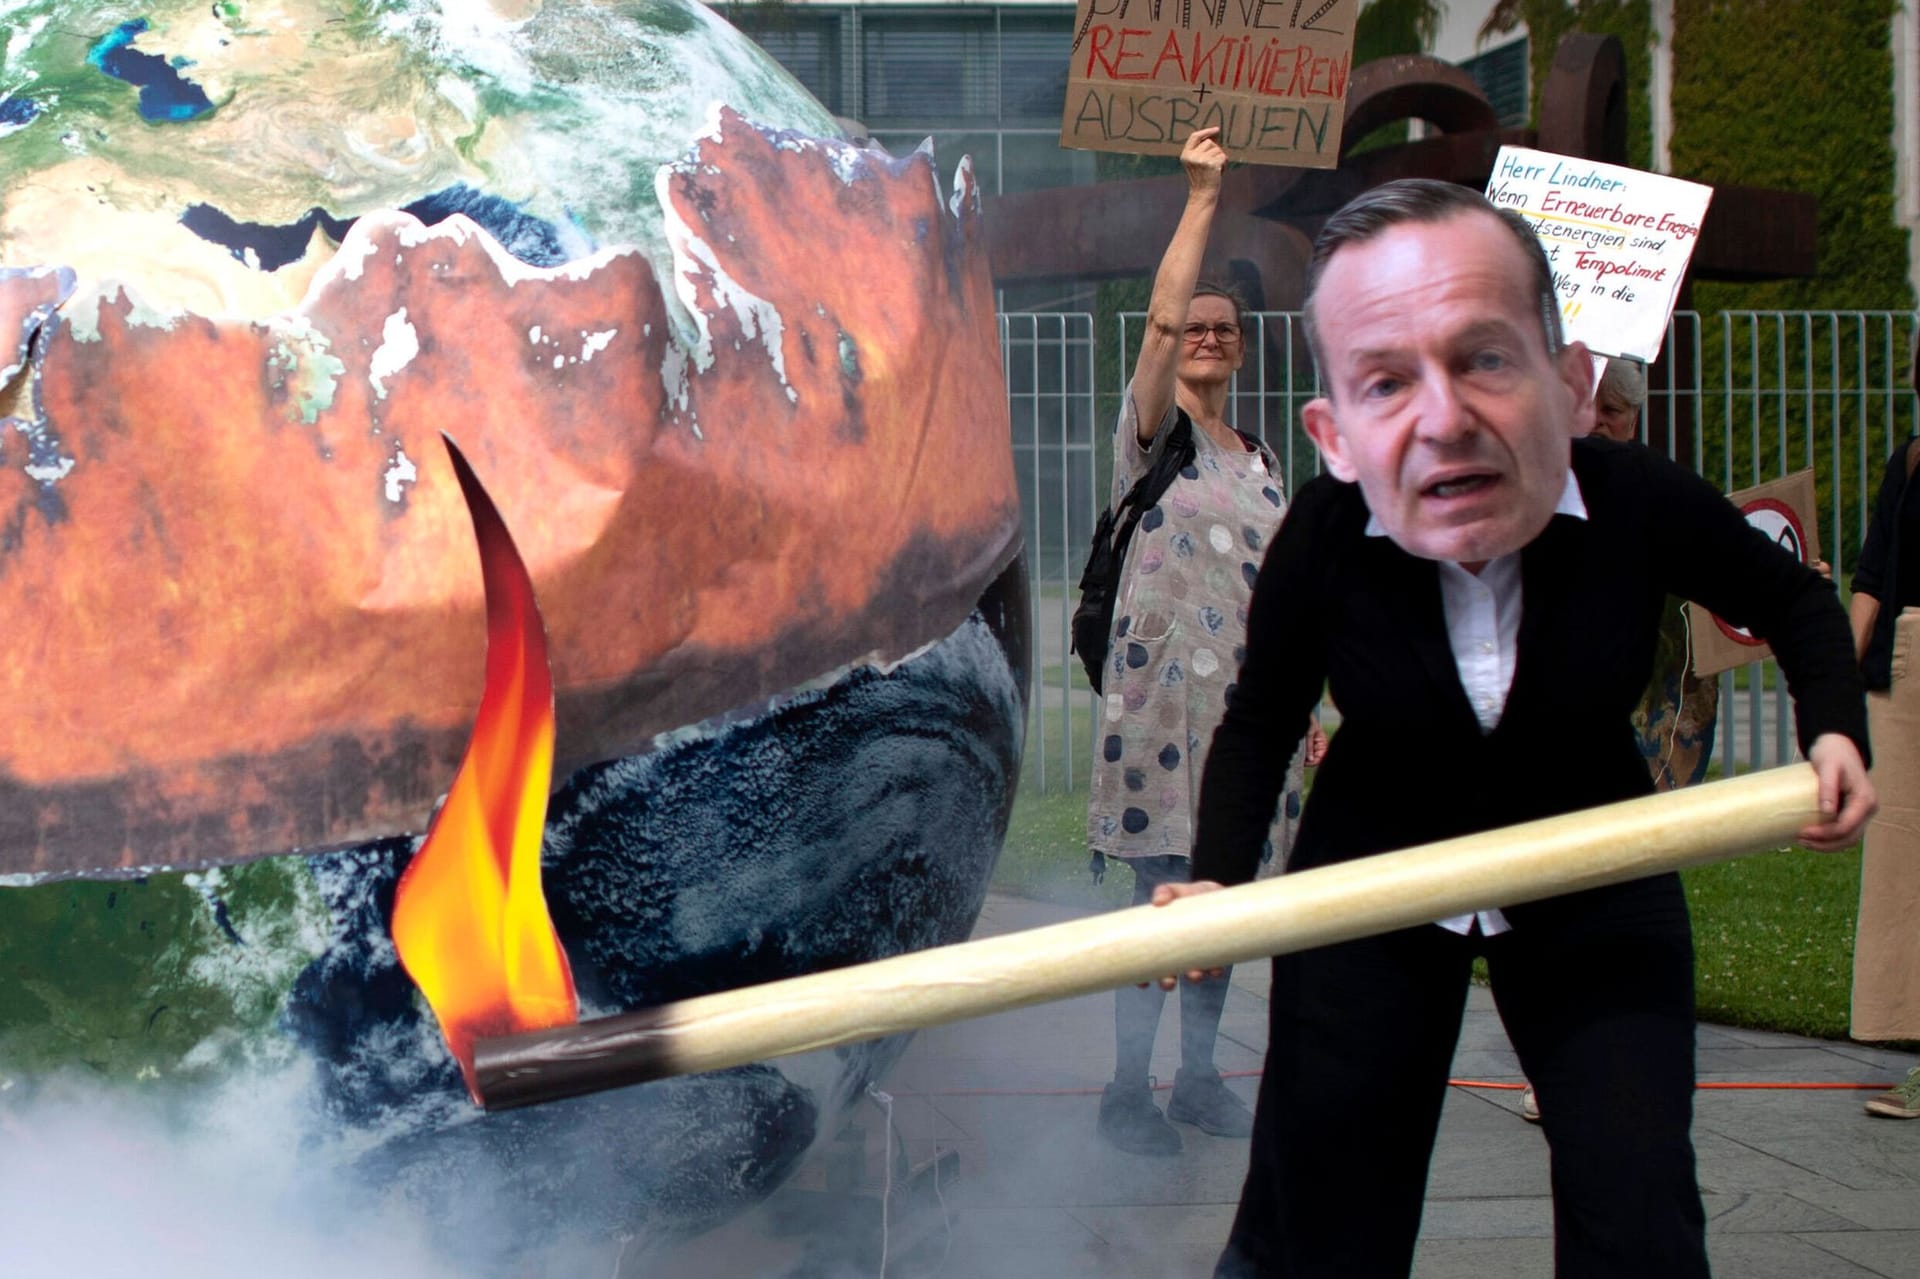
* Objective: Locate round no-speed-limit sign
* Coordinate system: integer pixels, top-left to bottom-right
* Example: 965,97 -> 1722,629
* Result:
1712,496 -> 1813,647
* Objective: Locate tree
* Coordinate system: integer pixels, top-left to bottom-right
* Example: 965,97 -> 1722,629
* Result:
1355,0 -> 1448,63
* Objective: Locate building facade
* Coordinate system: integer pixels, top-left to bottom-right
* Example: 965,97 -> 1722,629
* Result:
716,1 -> 1094,199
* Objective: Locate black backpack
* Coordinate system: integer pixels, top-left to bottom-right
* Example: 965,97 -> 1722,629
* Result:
1070,410 -> 1198,694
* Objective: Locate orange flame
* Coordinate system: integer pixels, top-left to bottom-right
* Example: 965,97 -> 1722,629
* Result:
390,434 -> 578,1102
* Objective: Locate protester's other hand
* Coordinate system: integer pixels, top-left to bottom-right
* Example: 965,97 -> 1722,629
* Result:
1811,558 -> 1832,581
1181,126 -> 1227,195
1304,722 -> 1329,767
1799,733 -> 1877,851
1146,880 -> 1226,988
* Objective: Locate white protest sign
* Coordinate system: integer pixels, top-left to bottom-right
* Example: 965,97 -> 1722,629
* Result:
1485,147 -> 1713,362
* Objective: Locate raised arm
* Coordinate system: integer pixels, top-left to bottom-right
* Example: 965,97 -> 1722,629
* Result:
1130,127 -> 1227,446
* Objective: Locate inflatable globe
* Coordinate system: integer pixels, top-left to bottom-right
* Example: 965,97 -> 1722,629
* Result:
0,1 -> 1026,1271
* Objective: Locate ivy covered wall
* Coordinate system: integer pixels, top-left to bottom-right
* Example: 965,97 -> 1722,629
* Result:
1671,0 -> 1910,316
1667,1 -> 1913,564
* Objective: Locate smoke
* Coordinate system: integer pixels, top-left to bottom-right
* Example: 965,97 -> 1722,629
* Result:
0,1072 -> 506,1279
0,1059 -> 1232,1279
641,1071 -> 1232,1279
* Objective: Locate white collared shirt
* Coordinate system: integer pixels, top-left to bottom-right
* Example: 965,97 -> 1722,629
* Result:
1365,470 -> 1589,936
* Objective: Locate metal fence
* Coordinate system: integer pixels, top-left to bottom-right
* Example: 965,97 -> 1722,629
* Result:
1003,310 -> 1920,793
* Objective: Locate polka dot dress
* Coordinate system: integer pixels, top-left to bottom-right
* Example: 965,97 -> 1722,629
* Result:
1088,393 -> 1305,872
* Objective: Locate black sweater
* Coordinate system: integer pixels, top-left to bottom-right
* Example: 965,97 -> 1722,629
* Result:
1191,437 -> 1870,890
1851,436 -> 1919,691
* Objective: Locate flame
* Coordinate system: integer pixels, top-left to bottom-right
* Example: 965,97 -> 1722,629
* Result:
390,434 -> 577,1102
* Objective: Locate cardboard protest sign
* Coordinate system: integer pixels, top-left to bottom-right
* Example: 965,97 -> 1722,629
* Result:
1688,470 -> 1822,677
1061,0 -> 1360,168
1486,147 -> 1713,362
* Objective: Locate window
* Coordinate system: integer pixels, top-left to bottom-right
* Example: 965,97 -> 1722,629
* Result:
1461,37 -> 1528,128
723,5 -> 1095,197
998,14 -> 1072,124
861,12 -> 998,124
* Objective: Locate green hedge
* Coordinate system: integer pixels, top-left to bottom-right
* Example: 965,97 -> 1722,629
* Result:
1672,0 -> 1910,317
1670,2 -> 1912,566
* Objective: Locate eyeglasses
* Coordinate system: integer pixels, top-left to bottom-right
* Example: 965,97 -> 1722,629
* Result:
1182,323 -> 1242,346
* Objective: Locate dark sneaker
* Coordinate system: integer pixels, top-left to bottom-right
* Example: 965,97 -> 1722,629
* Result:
1098,1081 -> 1182,1155
1166,1068 -> 1254,1137
1864,1065 -> 1920,1119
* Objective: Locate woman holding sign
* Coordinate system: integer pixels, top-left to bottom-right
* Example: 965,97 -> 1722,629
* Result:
1086,126 -> 1323,1157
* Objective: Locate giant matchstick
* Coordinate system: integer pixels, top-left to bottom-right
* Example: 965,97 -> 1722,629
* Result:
472,764 -> 1823,1111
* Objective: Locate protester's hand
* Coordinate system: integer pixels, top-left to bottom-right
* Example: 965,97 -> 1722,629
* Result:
1811,558 -> 1832,581
1180,126 -> 1227,197
1304,722 -> 1329,768
1799,733 -> 1877,851
1146,880 -> 1226,988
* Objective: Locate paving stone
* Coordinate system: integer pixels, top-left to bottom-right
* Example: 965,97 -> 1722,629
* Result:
1416,1195 -> 1554,1239
1792,1229 -> 1920,1277
1694,1128 -> 1853,1194
1426,1114 -> 1553,1199
1703,1190 -> 1866,1233
943,1095 -> 1251,1210
1453,1010 -> 1520,1052
1410,1236 -> 1555,1277
1696,1045 -> 1890,1077
1070,1203 -> 1239,1277
1446,1046 -> 1525,1077
1822,1042 -> 1920,1075
1789,1189 -> 1920,1231
934,1206 -> 1124,1279
1709,1231 -> 1895,1277
1697,1096 -> 1920,1190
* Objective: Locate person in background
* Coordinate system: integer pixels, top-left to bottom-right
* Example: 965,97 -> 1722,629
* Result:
1847,334 -> 1920,1120
1086,126 -> 1324,1157
1589,355 -> 1647,444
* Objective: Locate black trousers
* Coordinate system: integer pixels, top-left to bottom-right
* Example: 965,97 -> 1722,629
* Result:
1215,873 -> 1709,1278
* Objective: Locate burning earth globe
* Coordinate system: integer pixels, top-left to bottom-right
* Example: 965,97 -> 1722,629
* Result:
0,0 -> 1027,1270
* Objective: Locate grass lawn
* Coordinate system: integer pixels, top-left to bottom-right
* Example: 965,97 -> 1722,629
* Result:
995,784 -> 1877,1042
1686,845 -> 1861,1038
998,781 -> 1131,912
